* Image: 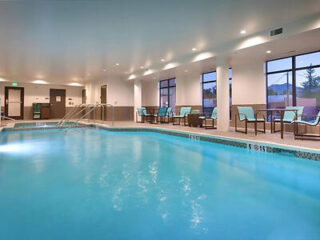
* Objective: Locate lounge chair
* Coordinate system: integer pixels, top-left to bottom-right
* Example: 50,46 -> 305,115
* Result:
136,107 -> 152,123
151,107 -> 167,124
273,106 -> 304,132
235,106 -> 265,135
172,107 -> 191,126
293,111 -> 320,140
199,107 -> 217,129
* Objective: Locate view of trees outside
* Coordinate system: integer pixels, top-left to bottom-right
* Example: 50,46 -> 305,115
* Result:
296,66 -> 320,116
267,71 -> 293,108
267,51 -> 320,121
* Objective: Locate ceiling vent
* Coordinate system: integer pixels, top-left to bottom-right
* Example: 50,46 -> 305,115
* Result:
270,28 -> 283,36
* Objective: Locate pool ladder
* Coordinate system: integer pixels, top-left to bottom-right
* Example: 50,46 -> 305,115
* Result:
57,103 -> 114,129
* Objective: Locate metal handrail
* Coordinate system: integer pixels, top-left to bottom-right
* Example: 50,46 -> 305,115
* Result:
1,116 -> 16,121
57,104 -> 89,126
58,103 -> 114,129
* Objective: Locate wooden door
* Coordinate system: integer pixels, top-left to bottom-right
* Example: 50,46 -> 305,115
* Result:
50,89 -> 66,119
101,85 -> 107,104
100,85 -> 107,120
82,89 -> 86,104
5,87 -> 24,120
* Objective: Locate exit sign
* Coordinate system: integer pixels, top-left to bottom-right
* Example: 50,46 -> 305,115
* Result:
12,81 -> 18,86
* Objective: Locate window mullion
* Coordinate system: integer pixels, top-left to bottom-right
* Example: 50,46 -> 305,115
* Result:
292,56 -> 296,106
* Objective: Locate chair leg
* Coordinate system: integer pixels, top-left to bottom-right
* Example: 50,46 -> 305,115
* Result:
254,121 -> 257,136
245,120 -> 248,134
235,115 -> 237,132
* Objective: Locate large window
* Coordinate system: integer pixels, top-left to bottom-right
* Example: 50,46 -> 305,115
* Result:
267,51 -> 320,118
202,69 -> 232,117
159,78 -> 176,112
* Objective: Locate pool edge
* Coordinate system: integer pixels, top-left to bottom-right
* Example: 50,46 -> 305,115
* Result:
2,121 -> 320,161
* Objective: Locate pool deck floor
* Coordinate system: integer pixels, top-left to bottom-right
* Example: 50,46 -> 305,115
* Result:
87,120 -> 320,152
1,119 -> 319,153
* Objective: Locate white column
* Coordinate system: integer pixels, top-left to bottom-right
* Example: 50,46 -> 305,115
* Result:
216,55 -> 230,132
134,80 -> 142,122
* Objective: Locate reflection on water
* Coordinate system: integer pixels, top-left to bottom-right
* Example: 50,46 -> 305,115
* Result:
0,129 -> 320,240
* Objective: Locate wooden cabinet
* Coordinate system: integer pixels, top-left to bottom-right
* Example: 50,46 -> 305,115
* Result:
188,114 -> 202,127
40,103 -> 50,119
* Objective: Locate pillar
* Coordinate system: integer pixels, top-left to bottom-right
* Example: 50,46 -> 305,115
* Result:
216,55 -> 230,132
134,80 -> 142,122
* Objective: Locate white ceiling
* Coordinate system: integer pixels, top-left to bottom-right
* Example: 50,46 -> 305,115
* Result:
0,0 -> 319,84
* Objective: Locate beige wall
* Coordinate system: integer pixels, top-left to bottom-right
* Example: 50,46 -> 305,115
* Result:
176,70 -> 202,106
142,80 -> 158,106
0,82 -> 83,107
85,77 -> 134,106
232,57 -> 266,105
141,58 -> 267,108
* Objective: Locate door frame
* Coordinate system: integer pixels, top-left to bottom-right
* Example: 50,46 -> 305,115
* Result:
100,85 -> 107,104
50,88 -> 66,119
4,86 -> 24,120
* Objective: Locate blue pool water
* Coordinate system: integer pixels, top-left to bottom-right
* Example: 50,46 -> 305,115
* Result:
0,128 -> 320,240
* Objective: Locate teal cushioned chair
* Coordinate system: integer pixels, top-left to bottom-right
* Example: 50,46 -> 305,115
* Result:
172,107 -> 191,126
136,107 -> 144,123
235,106 -> 265,135
293,110 -> 320,140
199,107 -> 217,129
136,107 -> 152,123
151,107 -> 167,124
273,106 -> 304,133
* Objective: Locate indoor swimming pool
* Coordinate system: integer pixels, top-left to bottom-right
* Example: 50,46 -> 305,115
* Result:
0,128 -> 319,240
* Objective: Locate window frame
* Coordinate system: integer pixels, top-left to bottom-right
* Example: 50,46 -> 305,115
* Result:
266,49 -> 320,109
201,70 -> 232,117
159,78 -> 176,108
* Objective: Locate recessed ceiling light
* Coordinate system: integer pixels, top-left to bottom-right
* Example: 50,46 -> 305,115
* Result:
115,63 -> 120,66
128,74 -> 136,80
69,82 -> 83,87
240,30 -> 246,34
266,50 -> 272,54
192,48 -> 197,51
32,80 -> 48,84
161,59 -> 165,62
0,78 -> 7,82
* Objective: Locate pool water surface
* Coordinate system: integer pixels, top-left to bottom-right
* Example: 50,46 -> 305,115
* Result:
0,128 -> 319,240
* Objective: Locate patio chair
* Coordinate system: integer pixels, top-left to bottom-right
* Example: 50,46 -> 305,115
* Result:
235,106 -> 265,135
136,107 -> 145,123
151,107 -> 167,124
172,107 -> 191,126
273,106 -> 304,132
136,107 -> 152,123
293,111 -> 320,140
199,107 -> 217,129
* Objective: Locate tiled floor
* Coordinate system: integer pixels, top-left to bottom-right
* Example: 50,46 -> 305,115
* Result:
1,119 -> 319,152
